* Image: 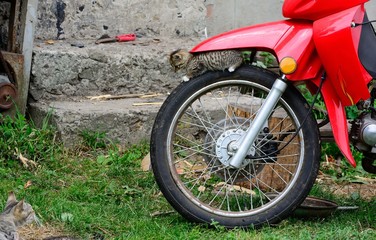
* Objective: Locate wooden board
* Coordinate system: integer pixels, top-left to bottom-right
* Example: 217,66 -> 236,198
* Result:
228,104 -> 298,192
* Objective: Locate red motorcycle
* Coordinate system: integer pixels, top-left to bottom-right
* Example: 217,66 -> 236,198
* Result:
150,0 -> 376,227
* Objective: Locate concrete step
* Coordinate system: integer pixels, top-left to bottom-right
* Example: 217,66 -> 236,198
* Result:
30,37 -> 199,101
29,37 -> 196,146
28,95 -> 166,147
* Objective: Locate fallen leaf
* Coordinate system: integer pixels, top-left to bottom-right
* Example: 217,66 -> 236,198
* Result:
19,153 -> 38,168
141,153 -> 151,171
24,180 -> 32,189
198,186 -> 206,192
19,153 -> 30,168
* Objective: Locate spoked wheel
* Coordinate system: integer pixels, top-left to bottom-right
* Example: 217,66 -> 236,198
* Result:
151,66 -> 320,228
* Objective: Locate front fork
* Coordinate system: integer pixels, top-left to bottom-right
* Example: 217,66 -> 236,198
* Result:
229,77 -> 288,168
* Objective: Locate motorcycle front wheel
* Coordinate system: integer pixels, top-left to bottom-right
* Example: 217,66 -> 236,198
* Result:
150,66 -> 320,228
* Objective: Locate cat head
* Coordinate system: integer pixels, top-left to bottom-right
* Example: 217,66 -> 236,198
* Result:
169,49 -> 193,72
3,192 -> 36,227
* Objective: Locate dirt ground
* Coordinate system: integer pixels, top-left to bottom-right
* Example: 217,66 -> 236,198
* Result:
316,172 -> 375,201
19,223 -> 75,240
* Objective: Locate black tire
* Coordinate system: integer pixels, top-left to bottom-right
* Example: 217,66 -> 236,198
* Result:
150,66 -> 320,228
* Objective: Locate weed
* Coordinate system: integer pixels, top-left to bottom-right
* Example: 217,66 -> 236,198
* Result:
321,143 -> 369,181
79,129 -> 109,150
242,51 -> 277,68
0,112 -> 59,164
258,51 -> 277,67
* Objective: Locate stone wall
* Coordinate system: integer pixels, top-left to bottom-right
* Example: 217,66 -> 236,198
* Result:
35,0 -> 376,41
205,0 -> 284,36
36,0 -> 207,40
206,1 -> 376,36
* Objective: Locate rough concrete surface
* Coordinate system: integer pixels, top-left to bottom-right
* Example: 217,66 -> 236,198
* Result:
36,0 -> 207,40
29,96 -> 165,146
30,37 -> 199,101
29,37 -> 199,145
35,0 -> 376,40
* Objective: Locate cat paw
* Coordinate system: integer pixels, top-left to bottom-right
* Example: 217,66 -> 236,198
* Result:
182,76 -> 190,82
228,67 -> 235,72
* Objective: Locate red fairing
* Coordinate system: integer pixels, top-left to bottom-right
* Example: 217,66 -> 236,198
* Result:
321,79 -> 357,167
283,0 -> 369,20
312,5 -> 372,167
191,20 -> 322,81
313,6 -> 372,106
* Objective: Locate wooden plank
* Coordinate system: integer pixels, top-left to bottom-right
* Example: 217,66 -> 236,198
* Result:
228,104 -> 298,192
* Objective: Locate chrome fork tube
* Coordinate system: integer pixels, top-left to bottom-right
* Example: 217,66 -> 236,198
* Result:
229,77 -> 288,169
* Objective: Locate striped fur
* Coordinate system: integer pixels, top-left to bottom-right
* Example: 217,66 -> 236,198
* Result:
169,49 -> 243,81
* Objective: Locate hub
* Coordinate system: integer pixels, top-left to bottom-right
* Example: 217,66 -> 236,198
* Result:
215,128 -> 255,167
203,117 -> 265,182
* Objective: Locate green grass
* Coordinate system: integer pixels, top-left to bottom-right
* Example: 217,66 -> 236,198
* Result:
0,114 -> 375,239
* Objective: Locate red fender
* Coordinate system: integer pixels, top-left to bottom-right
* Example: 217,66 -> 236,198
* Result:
191,20 -> 322,81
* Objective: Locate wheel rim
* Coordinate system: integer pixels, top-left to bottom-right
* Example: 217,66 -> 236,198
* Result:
167,79 -> 304,217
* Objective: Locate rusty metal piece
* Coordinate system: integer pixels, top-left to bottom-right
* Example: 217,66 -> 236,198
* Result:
0,0 -> 38,116
0,82 -> 17,110
292,196 -> 358,218
2,51 -> 24,113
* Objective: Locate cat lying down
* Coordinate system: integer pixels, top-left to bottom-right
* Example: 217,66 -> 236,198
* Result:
0,192 -> 36,240
169,49 -> 243,81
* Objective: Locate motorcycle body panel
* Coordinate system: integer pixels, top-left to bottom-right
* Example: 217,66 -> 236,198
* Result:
313,5 -> 372,106
320,78 -> 357,167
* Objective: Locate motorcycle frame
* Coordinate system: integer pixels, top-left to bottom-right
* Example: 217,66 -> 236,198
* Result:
191,3 -> 374,167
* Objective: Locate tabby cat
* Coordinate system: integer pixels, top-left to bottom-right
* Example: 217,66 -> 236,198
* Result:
0,192 -> 36,240
169,49 -> 243,81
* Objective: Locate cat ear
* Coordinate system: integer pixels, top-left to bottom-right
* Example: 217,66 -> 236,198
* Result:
15,199 -> 25,212
6,191 -> 17,205
173,55 -> 182,61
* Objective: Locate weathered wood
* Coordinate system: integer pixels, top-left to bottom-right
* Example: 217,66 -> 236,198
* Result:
228,104 -> 298,191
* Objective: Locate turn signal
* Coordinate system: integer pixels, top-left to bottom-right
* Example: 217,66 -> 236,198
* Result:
279,57 -> 297,75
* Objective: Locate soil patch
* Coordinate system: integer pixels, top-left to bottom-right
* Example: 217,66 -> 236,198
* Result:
316,172 -> 375,201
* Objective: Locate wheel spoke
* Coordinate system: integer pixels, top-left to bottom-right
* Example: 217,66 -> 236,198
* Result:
156,76 -> 318,223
